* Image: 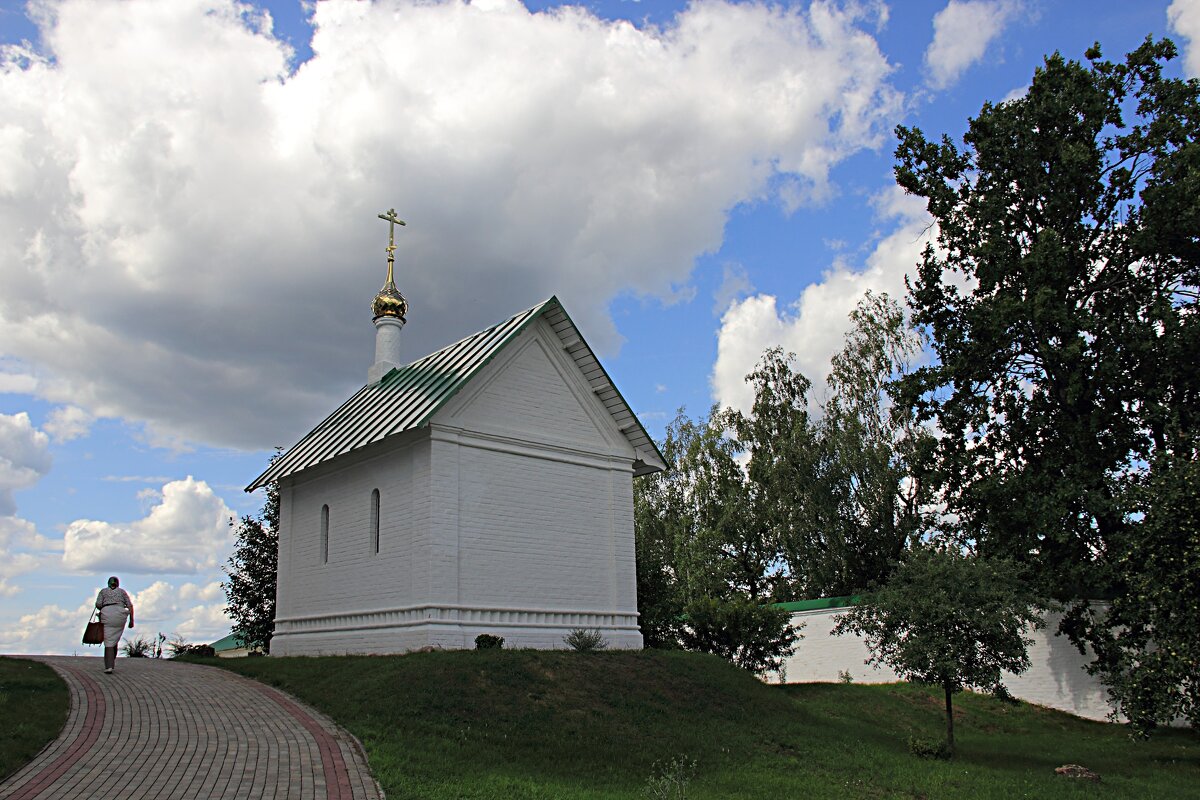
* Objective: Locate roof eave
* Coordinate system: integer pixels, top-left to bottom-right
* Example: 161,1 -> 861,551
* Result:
543,299 -> 668,472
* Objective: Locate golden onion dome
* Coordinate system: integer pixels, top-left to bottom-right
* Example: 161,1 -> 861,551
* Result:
372,274 -> 407,321
373,208 -> 408,321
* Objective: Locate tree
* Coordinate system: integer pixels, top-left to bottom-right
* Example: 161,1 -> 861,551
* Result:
1083,436 -> 1200,732
679,595 -> 799,676
633,293 -> 927,668
223,470 -> 279,654
633,409 -> 797,673
895,38 -> 1199,729
735,293 -> 929,598
833,547 -> 1043,755
633,421 -> 689,649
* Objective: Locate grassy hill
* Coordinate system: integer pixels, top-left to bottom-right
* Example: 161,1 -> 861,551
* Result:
208,649 -> 1200,799
0,657 -> 69,783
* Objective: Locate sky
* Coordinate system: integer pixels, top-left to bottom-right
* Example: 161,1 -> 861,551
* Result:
1,0 -> 1197,655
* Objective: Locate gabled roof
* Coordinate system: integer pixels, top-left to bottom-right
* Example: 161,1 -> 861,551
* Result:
210,632 -> 246,651
247,296 -> 666,491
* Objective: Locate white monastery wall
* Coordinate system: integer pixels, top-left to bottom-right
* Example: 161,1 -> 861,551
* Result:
272,318 -> 643,654
773,608 -> 1116,721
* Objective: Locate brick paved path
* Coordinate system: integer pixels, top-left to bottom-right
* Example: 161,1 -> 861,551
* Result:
0,656 -> 383,800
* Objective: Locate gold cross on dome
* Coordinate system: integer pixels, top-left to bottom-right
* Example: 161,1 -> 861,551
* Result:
377,208 -> 406,256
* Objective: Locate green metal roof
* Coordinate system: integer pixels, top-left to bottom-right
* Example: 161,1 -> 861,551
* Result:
774,596 -> 861,612
210,632 -> 246,651
247,296 -> 666,491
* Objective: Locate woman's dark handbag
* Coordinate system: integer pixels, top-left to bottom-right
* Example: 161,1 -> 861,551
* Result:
83,611 -> 104,645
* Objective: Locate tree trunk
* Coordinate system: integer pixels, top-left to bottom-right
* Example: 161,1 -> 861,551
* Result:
944,681 -> 955,757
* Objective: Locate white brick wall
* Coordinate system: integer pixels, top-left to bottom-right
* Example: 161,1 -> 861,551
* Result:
274,431 -> 424,624
272,318 -> 643,655
457,445 -> 619,608
771,608 -> 1116,721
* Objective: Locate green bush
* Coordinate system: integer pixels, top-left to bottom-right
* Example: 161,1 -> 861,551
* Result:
474,634 -> 504,649
680,595 -> 798,675
166,635 -> 216,659
992,684 -> 1019,705
181,645 -> 216,658
121,636 -> 155,658
907,734 -> 951,760
564,629 -> 608,652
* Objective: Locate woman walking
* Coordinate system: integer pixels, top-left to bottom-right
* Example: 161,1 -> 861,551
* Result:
95,576 -> 134,674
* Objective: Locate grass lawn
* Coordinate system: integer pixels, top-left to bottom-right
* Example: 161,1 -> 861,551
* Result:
207,649 -> 1199,799
0,657 -> 69,783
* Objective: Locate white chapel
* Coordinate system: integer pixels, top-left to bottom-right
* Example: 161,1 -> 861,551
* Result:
247,212 -> 665,655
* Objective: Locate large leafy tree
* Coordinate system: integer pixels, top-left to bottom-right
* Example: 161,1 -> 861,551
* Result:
737,293 -> 928,598
833,547 -> 1043,756
223,472 -> 279,655
1086,438 -> 1200,731
895,38 -> 1199,729
633,410 -> 796,674
633,421 -> 689,649
633,293 -> 924,669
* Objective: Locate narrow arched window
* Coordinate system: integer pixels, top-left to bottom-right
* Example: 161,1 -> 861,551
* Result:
370,489 -> 380,555
320,504 -> 330,564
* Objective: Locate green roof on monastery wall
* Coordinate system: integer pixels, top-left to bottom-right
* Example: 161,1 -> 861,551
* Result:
247,296 -> 666,492
773,596 -> 861,612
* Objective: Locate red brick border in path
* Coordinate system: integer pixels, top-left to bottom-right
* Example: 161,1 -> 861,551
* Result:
244,682 -> 356,800
0,657 -> 381,800
4,663 -> 106,800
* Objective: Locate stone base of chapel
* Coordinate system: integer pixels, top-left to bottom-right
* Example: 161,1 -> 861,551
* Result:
269,607 -> 644,656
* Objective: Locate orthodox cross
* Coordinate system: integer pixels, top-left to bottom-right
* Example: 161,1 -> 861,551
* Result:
377,208 -> 406,259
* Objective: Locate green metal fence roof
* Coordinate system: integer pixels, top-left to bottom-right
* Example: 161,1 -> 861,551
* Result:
773,596 -> 861,612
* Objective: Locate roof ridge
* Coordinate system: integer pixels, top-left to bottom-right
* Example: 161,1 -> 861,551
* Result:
398,296 -> 556,374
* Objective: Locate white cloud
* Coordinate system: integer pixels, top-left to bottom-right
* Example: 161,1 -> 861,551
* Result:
924,0 -> 1020,90
44,405 -> 95,443
0,413 -> 56,594
0,0 -> 902,452
0,552 -> 38,597
102,474 -> 174,483
1,514 -> 61,553
0,599 -> 93,655
713,262 -> 755,315
1169,0 -> 1200,77
133,578 -> 223,616
711,187 -> 934,415
130,579 -> 232,643
0,372 -> 37,394
0,412 -> 51,516
174,602 -> 234,642
1001,84 -> 1028,104
62,476 -> 235,574
0,577 -> 232,654
132,579 -> 185,619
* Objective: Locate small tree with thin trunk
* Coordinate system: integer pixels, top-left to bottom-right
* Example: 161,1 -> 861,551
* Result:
223,455 -> 280,655
833,546 -> 1043,756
